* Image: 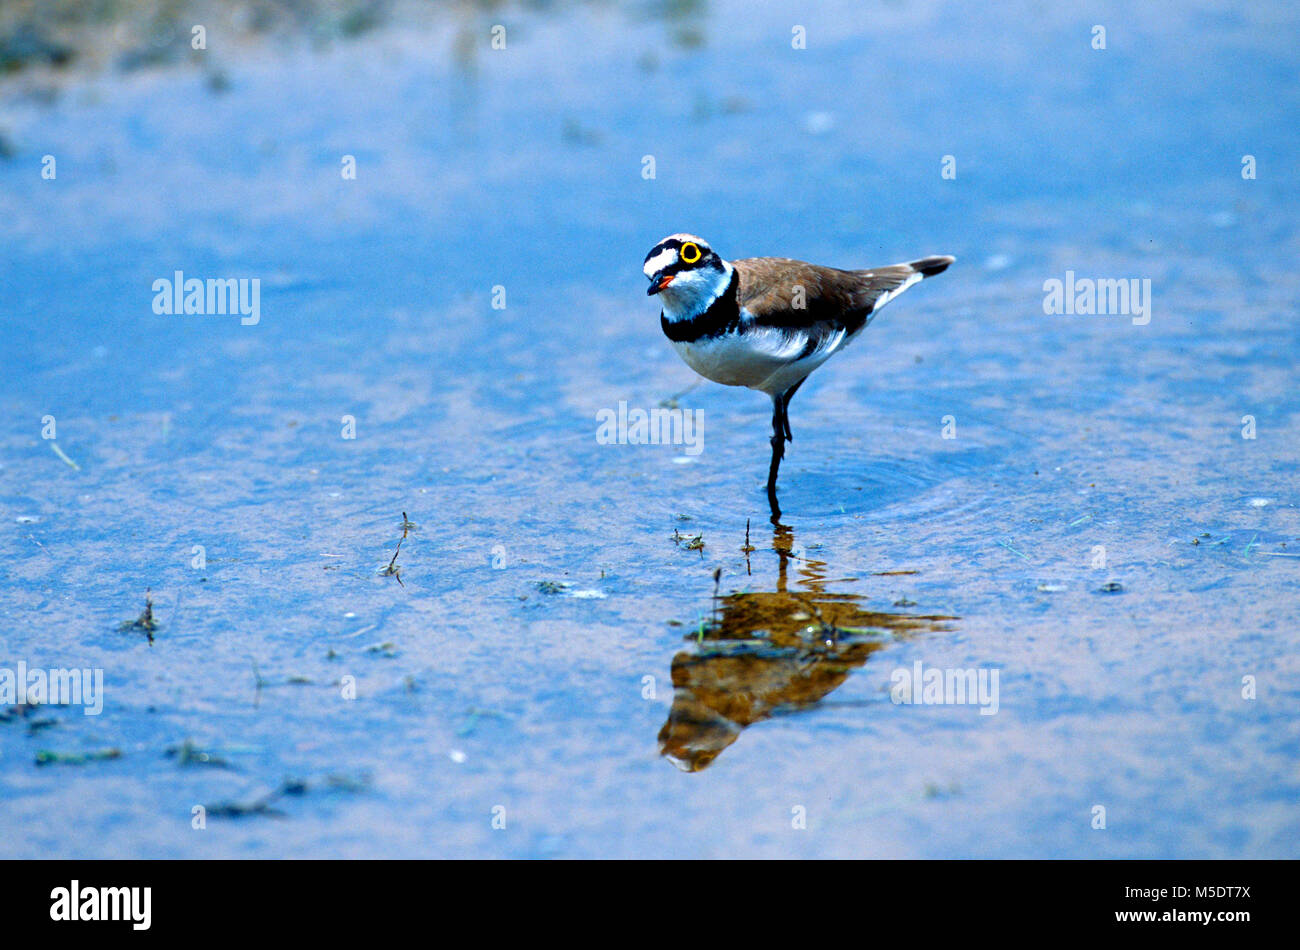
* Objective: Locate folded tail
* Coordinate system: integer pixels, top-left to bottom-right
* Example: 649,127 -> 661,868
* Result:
858,255 -> 955,314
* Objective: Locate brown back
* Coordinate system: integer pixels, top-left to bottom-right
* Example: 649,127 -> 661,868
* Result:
734,258 -> 923,333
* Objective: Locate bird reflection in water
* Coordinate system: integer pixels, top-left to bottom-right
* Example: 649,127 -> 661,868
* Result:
658,518 -> 957,772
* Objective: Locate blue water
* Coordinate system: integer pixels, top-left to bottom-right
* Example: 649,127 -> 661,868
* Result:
1,0 -> 1297,857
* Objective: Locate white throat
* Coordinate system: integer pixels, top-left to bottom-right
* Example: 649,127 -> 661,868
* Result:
660,261 -> 734,322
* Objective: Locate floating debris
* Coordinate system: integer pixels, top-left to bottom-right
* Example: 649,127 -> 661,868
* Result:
204,797 -> 284,819
0,703 -> 39,723
671,529 -> 705,551
323,772 -> 372,793
35,748 -> 122,766
119,590 -> 158,642
279,778 -> 308,796
203,773 -> 370,820
536,580 -> 570,595
165,740 -> 232,769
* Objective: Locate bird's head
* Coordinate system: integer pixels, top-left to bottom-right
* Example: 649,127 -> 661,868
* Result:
643,234 -> 731,316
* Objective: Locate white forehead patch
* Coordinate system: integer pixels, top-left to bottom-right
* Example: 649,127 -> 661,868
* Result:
643,246 -> 679,277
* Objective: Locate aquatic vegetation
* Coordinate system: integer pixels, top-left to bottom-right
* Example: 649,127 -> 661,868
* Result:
165,740 -> 233,769
118,590 -> 158,643
35,748 -> 122,766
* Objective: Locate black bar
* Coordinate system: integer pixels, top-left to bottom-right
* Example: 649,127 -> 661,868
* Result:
2,859 -> 1283,936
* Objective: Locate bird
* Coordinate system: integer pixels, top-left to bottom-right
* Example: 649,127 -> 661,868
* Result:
644,233 -> 954,508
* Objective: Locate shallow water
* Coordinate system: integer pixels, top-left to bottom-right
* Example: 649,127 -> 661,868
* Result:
1,0 -> 1298,857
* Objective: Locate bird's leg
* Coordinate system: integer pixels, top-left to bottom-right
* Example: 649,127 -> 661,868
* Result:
766,394 -> 786,498
780,378 -> 806,443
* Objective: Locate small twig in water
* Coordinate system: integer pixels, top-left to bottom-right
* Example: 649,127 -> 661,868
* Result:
659,378 -> 701,409
381,517 -> 405,587
49,442 -> 80,471
997,538 -> 1029,561
35,748 -> 121,766
711,567 -> 722,627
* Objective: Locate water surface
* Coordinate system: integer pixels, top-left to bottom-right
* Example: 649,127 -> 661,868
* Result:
1,0 -> 1297,857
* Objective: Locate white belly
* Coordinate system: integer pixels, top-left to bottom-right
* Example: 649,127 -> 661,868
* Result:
672,323 -> 850,395
672,332 -> 784,389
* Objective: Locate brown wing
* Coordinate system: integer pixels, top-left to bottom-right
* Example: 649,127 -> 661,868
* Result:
734,256 -> 951,334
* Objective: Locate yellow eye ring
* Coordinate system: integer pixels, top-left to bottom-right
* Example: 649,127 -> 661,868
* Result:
680,242 -> 702,264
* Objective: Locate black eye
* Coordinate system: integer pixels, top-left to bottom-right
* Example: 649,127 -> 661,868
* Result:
680,242 -> 702,264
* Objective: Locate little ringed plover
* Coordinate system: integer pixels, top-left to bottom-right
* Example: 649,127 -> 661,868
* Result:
643,233 -> 954,506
